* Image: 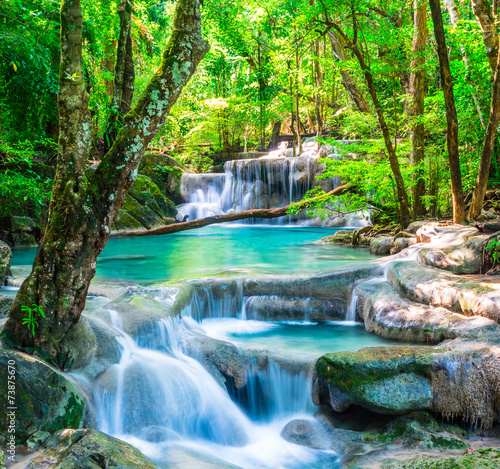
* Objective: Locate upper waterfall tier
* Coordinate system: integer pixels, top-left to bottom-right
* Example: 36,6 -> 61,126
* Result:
178,154 -> 339,224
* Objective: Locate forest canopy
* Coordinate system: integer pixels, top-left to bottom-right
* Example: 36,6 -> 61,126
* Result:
1,0 -> 500,224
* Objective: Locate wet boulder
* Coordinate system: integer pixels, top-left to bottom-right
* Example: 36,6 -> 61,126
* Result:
26,428 -> 158,469
314,346 -> 439,415
0,295 -> 13,318
0,350 -> 87,446
370,236 -> 395,255
0,240 -> 12,284
314,230 -> 353,245
112,175 -> 177,232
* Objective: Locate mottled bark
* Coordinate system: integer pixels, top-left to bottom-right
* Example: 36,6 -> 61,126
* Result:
314,39 -> 323,136
468,46 -> 500,219
112,184 -> 350,238
104,0 -> 135,150
444,0 -> 485,128
409,0 -> 427,217
2,0 -> 209,368
328,32 -> 370,113
330,22 -> 410,226
429,0 -> 465,224
471,0 -> 499,74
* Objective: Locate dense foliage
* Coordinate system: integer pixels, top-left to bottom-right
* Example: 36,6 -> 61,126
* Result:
2,0 -> 500,223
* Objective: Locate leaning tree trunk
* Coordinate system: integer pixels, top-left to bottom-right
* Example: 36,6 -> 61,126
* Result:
327,32 -> 371,113
429,0 -> 465,224
468,46 -> 500,220
471,0 -> 499,74
444,0 -> 485,128
409,0 -> 428,217
2,0 -> 209,369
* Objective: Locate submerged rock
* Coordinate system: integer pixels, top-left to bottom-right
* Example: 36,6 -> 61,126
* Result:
26,428 -> 158,469
0,350 -> 87,446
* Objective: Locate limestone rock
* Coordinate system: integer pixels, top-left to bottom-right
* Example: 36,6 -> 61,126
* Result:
370,236 -> 395,255
113,175 -> 177,232
355,280 -> 499,343
0,350 -> 87,446
314,345 -> 438,415
0,295 -> 14,317
26,428 -> 158,469
314,230 -> 354,244
386,413 -> 467,450
0,240 -> 12,284
387,261 -> 500,323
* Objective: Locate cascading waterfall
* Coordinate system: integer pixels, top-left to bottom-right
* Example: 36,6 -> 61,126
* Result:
178,154 -> 340,224
243,359 -> 315,420
92,297 -> 340,468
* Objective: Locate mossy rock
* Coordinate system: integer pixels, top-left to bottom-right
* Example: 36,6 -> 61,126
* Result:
0,240 -> 12,284
26,428 -> 158,468
128,174 -> 177,219
314,230 -> 354,245
0,349 -> 87,446
385,413 -> 467,450
315,346 -> 441,414
370,236 -> 395,255
111,208 -> 144,232
383,447 -> 500,468
113,176 -> 178,231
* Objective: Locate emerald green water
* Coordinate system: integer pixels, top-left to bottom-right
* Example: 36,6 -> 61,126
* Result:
10,226 -> 376,284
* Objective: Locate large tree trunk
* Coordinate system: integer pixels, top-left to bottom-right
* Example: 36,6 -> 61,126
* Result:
112,184 -> 350,238
2,0 -> 209,369
471,0 -> 499,74
468,46 -> 500,220
429,0 -> 465,224
409,0 -> 428,217
327,32 -> 371,113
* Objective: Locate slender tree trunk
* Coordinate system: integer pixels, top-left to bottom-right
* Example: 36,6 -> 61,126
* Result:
429,0 -> 465,224
471,0 -> 499,74
295,36 -> 303,155
2,0 -> 209,369
444,0 -> 485,128
314,39 -> 323,136
327,32 -> 371,113
288,61 -> 298,157
103,0 -> 135,151
409,0 -> 428,217
468,46 -> 500,219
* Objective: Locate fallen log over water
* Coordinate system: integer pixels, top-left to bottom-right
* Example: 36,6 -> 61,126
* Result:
111,184 -> 350,238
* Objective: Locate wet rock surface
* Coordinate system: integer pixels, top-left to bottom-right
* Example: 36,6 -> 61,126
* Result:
25,428 -> 158,469
0,350 -> 88,446
0,240 -> 12,284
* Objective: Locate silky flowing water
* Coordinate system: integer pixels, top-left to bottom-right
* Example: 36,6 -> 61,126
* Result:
8,227 -> 392,468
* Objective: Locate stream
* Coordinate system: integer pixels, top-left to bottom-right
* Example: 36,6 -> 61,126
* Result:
8,226 -> 399,468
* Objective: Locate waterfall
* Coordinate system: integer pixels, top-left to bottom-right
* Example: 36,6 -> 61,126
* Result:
93,316 -> 251,445
177,154 -> 339,225
346,290 -> 359,322
242,359 -> 315,420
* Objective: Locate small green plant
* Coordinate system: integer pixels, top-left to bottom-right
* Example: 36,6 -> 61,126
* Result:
21,304 -> 46,337
486,239 -> 500,264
